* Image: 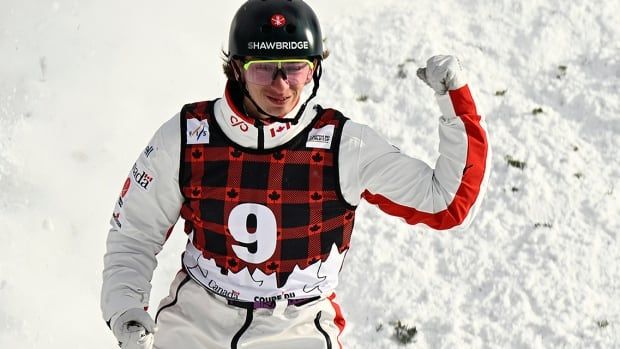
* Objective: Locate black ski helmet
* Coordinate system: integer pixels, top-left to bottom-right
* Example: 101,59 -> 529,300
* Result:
228,0 -> 323,59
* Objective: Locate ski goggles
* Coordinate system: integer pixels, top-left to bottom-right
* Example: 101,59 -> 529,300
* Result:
242,59 -> 315,86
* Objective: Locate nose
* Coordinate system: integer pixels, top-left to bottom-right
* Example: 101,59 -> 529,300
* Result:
271,70 -> 289,89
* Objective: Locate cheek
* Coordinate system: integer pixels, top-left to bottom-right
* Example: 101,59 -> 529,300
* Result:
292,84 -> 305,97
246,84 -> 263,99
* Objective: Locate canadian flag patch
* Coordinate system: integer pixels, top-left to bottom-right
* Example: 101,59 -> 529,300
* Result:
306,125 -> 335,149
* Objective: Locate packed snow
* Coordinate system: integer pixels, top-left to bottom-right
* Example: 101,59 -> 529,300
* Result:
1,0 -> 618,348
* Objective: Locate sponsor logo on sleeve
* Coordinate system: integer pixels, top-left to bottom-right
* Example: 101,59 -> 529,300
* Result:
131,163 -> 154,191
187,118 -> 210,144
306,125 -> 335,149
117,177 -> 131,207
144,145 -> 155,158
112,212 -> 122,228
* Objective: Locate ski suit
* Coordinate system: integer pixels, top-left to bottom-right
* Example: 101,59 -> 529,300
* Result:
101,82 -> 490,348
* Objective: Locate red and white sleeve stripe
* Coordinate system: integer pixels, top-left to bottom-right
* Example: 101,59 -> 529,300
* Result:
341,85 -> 490,230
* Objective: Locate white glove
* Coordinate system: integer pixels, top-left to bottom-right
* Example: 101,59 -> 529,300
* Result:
416,55 -> 466,95
112,308 -> 158,349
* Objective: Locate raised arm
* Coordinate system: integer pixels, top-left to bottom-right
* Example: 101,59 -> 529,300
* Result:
339,55 -> 490,230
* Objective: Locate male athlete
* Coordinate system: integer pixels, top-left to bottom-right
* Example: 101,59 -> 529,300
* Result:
101,1 -> 490,348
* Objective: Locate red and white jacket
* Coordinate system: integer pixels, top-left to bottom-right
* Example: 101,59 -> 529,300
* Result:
101,83 -> 490,324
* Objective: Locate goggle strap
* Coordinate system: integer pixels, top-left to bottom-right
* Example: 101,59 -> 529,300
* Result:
290,61 -> 322,125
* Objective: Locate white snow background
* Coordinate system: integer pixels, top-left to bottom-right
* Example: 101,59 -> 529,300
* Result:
1,0 -> 619,347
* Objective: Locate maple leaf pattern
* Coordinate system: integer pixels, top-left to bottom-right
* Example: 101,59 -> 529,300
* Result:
312,152 -> 323,163
268,262 -> 279,271
192,187 -> 201,197
311,192 -> 322,201
273,151 -> 284,160
230,149 -> 242,158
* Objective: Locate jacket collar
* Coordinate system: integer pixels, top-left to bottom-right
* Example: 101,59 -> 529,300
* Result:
213,81 -> 320,149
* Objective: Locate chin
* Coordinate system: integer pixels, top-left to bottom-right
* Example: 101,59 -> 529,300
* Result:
263,103 -> 294,117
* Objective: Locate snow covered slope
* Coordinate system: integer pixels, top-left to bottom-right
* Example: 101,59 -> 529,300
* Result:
1,0 -> 618,348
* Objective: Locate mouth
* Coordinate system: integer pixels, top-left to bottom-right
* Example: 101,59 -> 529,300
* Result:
266,95 -> 291,105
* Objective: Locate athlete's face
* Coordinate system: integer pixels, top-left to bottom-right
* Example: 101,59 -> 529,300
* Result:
238,58 -> 316,119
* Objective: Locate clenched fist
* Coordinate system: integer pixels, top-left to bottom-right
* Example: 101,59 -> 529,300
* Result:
112,308 -> 158,349
416,55 -> 466,95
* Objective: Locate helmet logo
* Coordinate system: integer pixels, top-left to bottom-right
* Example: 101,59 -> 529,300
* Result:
271,14 -> 286,28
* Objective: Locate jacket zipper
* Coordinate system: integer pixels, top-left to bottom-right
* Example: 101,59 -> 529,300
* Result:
255,119 -> 265,150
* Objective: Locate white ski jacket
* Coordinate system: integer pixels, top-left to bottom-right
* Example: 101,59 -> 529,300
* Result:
101,83 -> 491,325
